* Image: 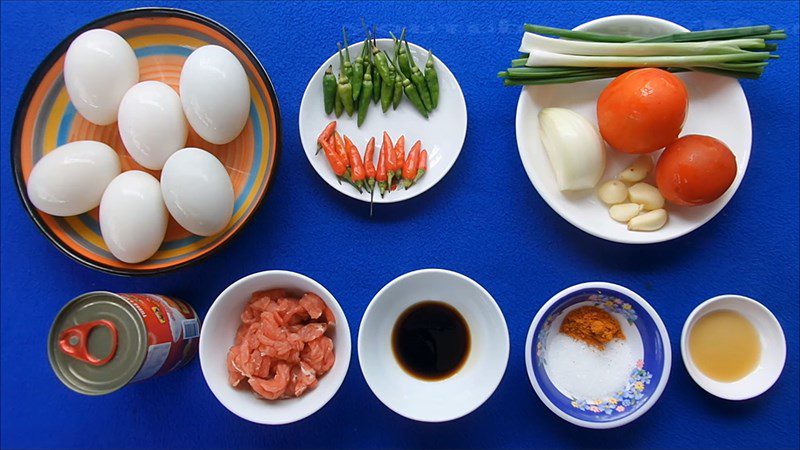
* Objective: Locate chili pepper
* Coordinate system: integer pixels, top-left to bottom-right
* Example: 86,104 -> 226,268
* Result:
392,78 -> 403,109
392,55 -> 428,118
360,38 -> 372,95
344,136 -> 366,191
424,50 -> 439,109
381,66 -> 394,113
396,29 -> 412,79
376,137 -> 388,197
372,64 -> 382,104
410,65 -> 433,112
358,72 -> 373,127
402,140 -> 421,188
334,74 -> 344,117
341,29 -> 353,81
384,131 -> 396,188
334,132 -> 349,170
337,75 -> 354,116
352,56 -> 364,101
364,137 -> 376,191
372,45 -> 392,81
320,137 -> 346,177
414,149 -> 427,182
316,120 -> 336,155
323,65 -> 337,115
394,135 -> 405,179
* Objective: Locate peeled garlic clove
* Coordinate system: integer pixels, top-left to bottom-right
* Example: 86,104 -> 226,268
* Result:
628,209 -> 668,231
610,203 -> 643,223
538,107 -> 606,191
628,182 -> 665,210
618,155 -> 653,183
598,180 -> 628,205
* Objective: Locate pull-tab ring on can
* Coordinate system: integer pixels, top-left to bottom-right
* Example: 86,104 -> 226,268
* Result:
58,319 -> 118,366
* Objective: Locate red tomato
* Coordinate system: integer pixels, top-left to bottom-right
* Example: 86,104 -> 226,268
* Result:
597,68 -> 688,154
655,135 -> 737,206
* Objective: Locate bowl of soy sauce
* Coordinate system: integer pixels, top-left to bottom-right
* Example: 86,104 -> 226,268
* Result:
358,269 -> 509,422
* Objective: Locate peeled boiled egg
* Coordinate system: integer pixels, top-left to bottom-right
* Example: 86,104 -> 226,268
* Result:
27,141 -> 120,216
118,81 -> 188,170
179,45 -> 250,145
64,29 -> 139,125
99,171 -> 168,263
160,148 -> 234,236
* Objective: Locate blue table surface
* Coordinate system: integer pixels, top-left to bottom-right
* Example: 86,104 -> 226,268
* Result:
1,1 -> 798,448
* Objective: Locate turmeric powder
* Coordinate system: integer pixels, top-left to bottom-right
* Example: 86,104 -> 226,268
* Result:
559,306 -> 624,350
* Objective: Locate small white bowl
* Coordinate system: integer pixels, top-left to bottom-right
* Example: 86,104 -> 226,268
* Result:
199,270 -> 352,425
358,269 -> 509,422
681,295 -> 786,400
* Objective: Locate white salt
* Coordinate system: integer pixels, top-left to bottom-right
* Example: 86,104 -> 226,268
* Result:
545,334 -> 636,401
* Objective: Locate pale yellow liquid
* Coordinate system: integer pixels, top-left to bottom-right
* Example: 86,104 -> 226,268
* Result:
689,310 -> 761,382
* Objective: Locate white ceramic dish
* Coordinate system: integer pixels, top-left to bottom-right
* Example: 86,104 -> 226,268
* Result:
525,282 -> 671,429
515,15 -> 752,244
681,295 -> 786,400
358,269 -> 509,422
299,39 -> 467,203
199,270 -> 351,425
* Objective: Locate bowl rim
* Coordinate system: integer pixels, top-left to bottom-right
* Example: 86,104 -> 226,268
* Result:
514,14 -> 753,245
357,268 -> 509,422
680,294 -> 786,400
198,270 -> 352,425
525,281 -> 672,429
10,6 -> 282,276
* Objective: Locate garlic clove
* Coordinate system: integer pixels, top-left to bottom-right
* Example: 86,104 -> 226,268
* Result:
598,180 -> 628,205
628,209 -> 668,231
610,203 -> 643,222
628,182 -> 665,210
618,155 -> 653,183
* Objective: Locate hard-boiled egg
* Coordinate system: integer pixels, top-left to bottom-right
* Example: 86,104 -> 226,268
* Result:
27,141 -> 120,216
118,81 -> 188,170
160,148 -> 234,236
64,29 -> 139,125
179,45 -> 250,145
99,171 -> 168,264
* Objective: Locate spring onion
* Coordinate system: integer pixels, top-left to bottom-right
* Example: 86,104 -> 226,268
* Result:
500,24 -> 785,85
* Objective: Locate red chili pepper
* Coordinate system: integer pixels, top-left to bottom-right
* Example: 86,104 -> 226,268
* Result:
394,135 -> 405,179
402,140 -> 421,188
414,149 -> 428,182
344,136 -> 366,192
376,139 -> 388,197
320,137 -> 346,176
364,137 -> 376,192
317,121 -> 336,152
334,132 -> 348,168
384,132 -> 396,188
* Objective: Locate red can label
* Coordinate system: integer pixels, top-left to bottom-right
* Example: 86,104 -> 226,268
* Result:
119,294 -> 200,383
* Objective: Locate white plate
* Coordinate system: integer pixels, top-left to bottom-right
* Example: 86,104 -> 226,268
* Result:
358,269 -> 509,422
515,15 -> 752,244
299,39 -> 467,203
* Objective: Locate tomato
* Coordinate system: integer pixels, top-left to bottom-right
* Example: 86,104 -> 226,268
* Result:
597,68 -> 688,154
655,135 -> 737,206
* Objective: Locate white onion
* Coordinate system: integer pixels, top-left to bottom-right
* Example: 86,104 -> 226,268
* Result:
538,107 -> 606,191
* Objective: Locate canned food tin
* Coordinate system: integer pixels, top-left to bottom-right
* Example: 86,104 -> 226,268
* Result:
48,292 -> 200,395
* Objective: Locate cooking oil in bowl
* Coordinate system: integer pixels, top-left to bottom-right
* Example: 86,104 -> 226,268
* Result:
688,309 -> 761,382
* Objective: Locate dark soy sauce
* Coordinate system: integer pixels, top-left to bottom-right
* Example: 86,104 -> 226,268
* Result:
392,301 -> 470,380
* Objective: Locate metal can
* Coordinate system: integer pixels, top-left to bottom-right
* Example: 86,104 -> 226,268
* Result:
48,291 -> 201,395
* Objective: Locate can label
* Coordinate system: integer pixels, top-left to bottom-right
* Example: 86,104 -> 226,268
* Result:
118,294 -> 200,383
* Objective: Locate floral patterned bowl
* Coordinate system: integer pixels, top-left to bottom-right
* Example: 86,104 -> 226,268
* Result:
525,282 -> 671,429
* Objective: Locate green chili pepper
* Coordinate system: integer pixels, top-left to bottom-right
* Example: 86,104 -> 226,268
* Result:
323,65 -> 337,115
392,78 -> 403,109
424,50 -> 439,109
392,52 -> 428,118
352,55 -> 363,101
341,29 -> 353,81
372,45 -> 392,81
338,75 -> 354,116
381,67 -> 394,113
410,65 -> 433,111
396,29 -> 413,79
372,64 -> 381,103
334,74 -> 344,117
358,72 -> 373,127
